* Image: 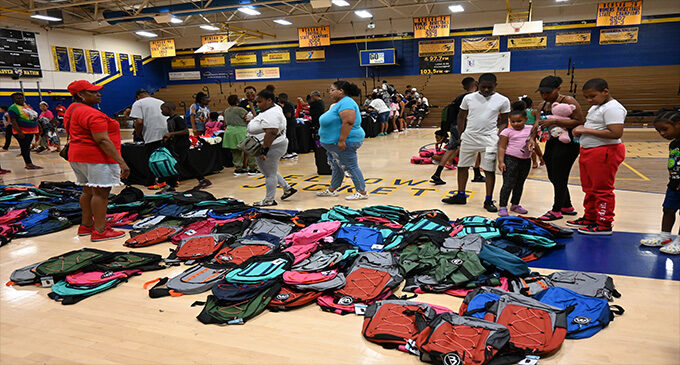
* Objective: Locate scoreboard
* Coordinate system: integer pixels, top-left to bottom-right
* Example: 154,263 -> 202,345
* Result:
0,28 -> 42,78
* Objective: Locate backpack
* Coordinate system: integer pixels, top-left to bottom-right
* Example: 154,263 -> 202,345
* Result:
410,156 -> 433,165
477,244 -> 531,277
214,233 -> 280,266
399,242 -> 487,287
243,218 -> 293,239
508,274 -> 554,296
131,215 -> 169,230
211,279 -> 277,302
171,220 -> 217,244
148,147 -> 178,178
14,217 -> 72,238
361,205 -> 410,224
320,205 -> 362,222
534,287 -> 624,339
362,300 -> 438,348
334,252 -> 403,306
440,234 -> 486,254
171,189 -> 216,205
193,283 -> 281,325
505,233 -> 558,248
335,226 -> 385,251
520,216 -> 574,238
547,271 -> 621,301
414,312 -> 515,365
0,208 -> 29,224
124,226 -> 182,248
65,269 -> 141,286
33,248 -> 114,283
457,216 -> 496,227
455,226 -> 502,240
145,263 -> 230,298
282,269 -> 338,285
105,212 -> 140,227
495,216 -> 554,239
291,273 -> 346,292
0,223 -> 19,246
111,186 -> 144,204
172,234 -> 234,261
284,221 -> 341,246
282,242 -> 320,265
292,208 -> 329,227
291,242 -> 357,272
268,286 -> 323,311
223,253 -> 293,284
93,251 -> 165,272
7,261 -> 44,286
48,279 -> 125,305
487,238 -> 544,262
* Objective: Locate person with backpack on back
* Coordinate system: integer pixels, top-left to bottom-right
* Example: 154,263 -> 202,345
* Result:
64,80 -> 129,241
160,102 -> 211,192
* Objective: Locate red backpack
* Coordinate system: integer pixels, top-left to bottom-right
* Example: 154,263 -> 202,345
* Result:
268,286 -> 323,311
124,226 -> 181,248
171,220 -> 217,244
174,234 -> 233,261
362,300 -> 439,348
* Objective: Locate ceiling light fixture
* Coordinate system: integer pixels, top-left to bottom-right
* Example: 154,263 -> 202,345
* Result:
30,14 -> 62,22
273,19 -> 292,25
238,7 -> 261,16
332,0 -> 350,6
355,10 -> 372,18
170,17 -> 183,24
200,24 -> 220,31
135,30 -> 158,37
448,4 -> 464,13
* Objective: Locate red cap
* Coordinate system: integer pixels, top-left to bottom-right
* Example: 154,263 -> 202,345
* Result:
67,80 -> 103,95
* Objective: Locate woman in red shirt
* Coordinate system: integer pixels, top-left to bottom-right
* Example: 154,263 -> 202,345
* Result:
65,80 -> 130,242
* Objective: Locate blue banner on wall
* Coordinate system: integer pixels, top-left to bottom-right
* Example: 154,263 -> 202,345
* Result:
359,48 -> 397,66
119,53 -> 131,76
52,46 -> 70,72
103,51 -> 117,74
132,55 -> 143,77
69,48 -> 87,73
86,50 -> 102,74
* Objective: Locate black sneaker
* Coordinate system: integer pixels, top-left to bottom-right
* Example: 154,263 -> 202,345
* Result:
430,175 -> 446,185
281,187 -> 298,200
253,200 -> 278,207
194,179 -> 212,190
484,200 -> 498,212
578,224 -> 613,235
442,195 -> 466,205
566,217 -> 595,228
248,169 -> 262,176
233,168 -> 248,176
472,175 -> 486,183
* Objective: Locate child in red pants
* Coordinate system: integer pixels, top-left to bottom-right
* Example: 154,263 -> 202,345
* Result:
568,78 -> 625,235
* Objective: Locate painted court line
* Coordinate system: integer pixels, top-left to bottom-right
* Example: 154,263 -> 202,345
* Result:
622,161 -> 651,181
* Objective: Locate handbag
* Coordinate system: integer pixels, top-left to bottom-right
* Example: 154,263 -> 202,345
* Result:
59,103 -> 87,161
59,143 -> 69,160
237,135 -> 262,156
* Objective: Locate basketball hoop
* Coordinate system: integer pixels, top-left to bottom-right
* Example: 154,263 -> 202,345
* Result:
510,21 -> 525,33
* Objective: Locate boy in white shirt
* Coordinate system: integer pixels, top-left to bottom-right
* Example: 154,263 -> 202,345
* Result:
442,73 -> 510,212
569,78 -> 626,235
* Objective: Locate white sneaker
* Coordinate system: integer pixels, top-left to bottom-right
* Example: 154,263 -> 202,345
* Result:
344,171 -> 351,178
316,189 -> 338,197
640,235 -> 673,247
660,238 -> 680,254
345,192 -> 369,200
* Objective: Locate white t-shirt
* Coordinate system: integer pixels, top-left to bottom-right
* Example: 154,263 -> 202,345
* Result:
421,97 -> 429,107
129,96 -> 168,144
247,104 -> 287,145
369,98 -> 390,114
460,92 -> 511,137
580,99 -> 626,149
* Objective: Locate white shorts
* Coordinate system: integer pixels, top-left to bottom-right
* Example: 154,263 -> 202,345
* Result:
70,162 -> 122,188
458,135 -> 498,172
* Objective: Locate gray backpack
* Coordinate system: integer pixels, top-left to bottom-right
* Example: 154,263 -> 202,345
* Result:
440,234 -> 485,254
294,273 -> 346,291
147,263 -> 229,298
548,271 -> 620,301
292,250 -> 345,272
8,261 -> 44,286
403,274 -> 455,293
243,218 -> 293,239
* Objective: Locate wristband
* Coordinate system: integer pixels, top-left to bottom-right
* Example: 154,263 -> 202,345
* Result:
261,147 -> 270,156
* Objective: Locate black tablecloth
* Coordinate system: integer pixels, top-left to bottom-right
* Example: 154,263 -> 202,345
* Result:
122,142 -> 228,186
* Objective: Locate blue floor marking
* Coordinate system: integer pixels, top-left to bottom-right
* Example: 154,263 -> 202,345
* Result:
531,231 -> 680,281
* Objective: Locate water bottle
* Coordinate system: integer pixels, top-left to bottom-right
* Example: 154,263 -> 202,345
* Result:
539,111 -> 549,142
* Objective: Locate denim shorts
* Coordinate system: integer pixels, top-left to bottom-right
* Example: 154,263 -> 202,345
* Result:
663,187 -> 680,210
70,162 -> 122,188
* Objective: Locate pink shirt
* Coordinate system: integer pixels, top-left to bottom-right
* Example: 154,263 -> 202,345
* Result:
500,125 -> 532,159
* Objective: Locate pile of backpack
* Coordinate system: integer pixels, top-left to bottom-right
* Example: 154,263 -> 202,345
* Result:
2,182 -> 625,362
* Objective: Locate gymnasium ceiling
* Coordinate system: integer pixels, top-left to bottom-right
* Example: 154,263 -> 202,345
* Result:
1,0 -> 678,46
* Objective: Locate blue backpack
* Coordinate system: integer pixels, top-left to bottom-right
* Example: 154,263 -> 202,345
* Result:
336,226 -> 384,251
459,290 -> 503,319
478,244 -> 530,277
534,287 -> 624,339
148,147 -> 178,178
495,216 -> 554,238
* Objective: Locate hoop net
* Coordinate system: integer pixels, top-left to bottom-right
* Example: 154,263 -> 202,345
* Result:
510,21 -> 526,33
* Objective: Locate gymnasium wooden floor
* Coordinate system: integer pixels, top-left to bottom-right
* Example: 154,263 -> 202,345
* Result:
1,128 -> 678,364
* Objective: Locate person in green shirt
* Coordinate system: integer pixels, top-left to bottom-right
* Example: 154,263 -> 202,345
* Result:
223,94 -> 257,175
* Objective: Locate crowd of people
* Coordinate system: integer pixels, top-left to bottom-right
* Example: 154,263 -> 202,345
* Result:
2,74 -> 680,253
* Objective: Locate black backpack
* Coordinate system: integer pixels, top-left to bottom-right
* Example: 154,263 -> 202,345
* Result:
171,189 -> 216,205
111,186 -> 144,204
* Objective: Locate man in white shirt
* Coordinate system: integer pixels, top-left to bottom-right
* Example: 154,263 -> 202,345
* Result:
442,73 -> 510,212
130,89 -> 169,187
368,94 -> 391,136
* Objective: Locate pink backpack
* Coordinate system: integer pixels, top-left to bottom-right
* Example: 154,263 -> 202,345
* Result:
284,221 -> 341,246
171,220 -> 216,244
0,209 -> 29,225
283,242 -> 320,265
66,270 -> 141,286
283,270 -> 338,285
411,156 -> 433,165
106,212 -> 139,226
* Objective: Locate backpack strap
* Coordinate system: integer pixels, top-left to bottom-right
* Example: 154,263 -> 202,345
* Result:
609,305 -> 625,317
143,277 -> 183,298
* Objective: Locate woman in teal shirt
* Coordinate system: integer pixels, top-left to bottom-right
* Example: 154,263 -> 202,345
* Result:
316,80 -> 368,200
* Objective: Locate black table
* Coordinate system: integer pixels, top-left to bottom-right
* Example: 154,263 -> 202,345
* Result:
122,142 -> 229,186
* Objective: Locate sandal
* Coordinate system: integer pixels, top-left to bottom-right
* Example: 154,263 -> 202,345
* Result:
537,210 -> 563,221
660,238 -> 680,254
561,207 -> 578,216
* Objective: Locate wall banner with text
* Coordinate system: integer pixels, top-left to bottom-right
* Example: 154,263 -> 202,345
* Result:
298,26 -> 331,47
596,1 -> 642,27
461,36 -> 500,53
413,16 -> 450,38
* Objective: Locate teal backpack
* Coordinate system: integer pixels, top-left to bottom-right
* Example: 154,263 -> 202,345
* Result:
148,147 -> 178,178
506,233 -> 558,248
320,205 -> 362,222
48,279 -> 123,305
223,253 -> 292,284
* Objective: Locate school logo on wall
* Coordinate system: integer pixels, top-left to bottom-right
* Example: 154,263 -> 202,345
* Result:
599,27 -> 639,44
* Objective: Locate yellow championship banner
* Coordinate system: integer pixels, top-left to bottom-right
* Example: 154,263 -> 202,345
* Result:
418,39 -> 455,57
555,31 -> 592,45
295,49 -> 325,62
599,27 -> 639,44
596,1 -> 643,27
229,52 -> 257,66
413,16 -> 450,39
262,50 -> 291,64
201,34 -> 229,45
234,67 -> 280,80
171,56 -> 196,69
298,26 -> 331,48
461,36 -> 500,53
507,34 -> 547,50
200,55 -> 226,67
149,39 -> 176,58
